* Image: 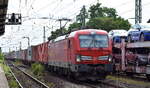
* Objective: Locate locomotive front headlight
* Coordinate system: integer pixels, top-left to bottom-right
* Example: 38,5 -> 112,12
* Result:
108,55 -> 112,62
76,55 -> 81,62
98,56 -> 109,60
80,56 -> 92,60
76,55 -> 92,62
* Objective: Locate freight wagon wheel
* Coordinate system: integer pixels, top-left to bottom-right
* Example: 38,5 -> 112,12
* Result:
126,72 -> 133,77
140,33 -> 145,42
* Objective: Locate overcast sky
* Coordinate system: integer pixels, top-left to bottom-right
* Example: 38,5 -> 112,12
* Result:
1,0 -> 150,52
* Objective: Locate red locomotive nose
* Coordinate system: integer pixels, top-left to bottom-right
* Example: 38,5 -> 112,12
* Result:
93,57 -> 98,64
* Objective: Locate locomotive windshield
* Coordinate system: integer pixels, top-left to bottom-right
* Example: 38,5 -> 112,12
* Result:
79,34 -> 108,48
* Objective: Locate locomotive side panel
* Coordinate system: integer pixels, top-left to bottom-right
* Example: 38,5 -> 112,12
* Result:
48,39 -> 71,68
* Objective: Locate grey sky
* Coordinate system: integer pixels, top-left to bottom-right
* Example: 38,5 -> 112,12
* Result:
1,0 -> 150,52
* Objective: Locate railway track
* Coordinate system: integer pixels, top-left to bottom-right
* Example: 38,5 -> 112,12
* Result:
6,60 -> 124,88
67,76 -> 123,88
7,62 -> 49,88
79,80 -> 123,88
112,72 -> 149,82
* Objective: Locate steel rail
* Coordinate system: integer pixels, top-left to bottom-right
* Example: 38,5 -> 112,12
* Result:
8,64 -> 24,88
8,62 -> 49,88
16,67 -> 49,88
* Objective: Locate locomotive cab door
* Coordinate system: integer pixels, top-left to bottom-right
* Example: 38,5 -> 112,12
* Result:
67,39 -> 71,61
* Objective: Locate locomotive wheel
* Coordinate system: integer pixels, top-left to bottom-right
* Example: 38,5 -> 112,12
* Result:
126,72 -> 133,77
146,74 -> 150,81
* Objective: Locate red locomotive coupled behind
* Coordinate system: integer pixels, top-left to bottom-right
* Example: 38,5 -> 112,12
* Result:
48,29 -> 112,80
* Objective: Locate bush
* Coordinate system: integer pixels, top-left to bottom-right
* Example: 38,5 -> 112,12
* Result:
9,80 -> 19,88
3,64 -> 11,76
14,59 -> 21,66
31,63 -> 44,76
0,53 -> 4,63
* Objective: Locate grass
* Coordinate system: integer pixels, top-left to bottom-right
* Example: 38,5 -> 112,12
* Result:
14,59 -> 22,66
9,80 -> 19,88
107,75 -> 150,87
0,53 -> 19,88
31,62 -> 44,76
30,62 -> 55,87
47,82 -> 55,87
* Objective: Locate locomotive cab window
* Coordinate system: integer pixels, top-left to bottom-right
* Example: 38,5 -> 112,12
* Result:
79,34 -> 108,48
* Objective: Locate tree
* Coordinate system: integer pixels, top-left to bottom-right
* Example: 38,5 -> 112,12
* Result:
48,28 -> 68,40
68,22 -> 82,31
86,17 -> 131,32
88,3 -> 117,18
48,3 -> 131,40
86,3 -> 130,32
102,7 -> 117,18
88,3 -> 103,18
76,5 -> 88,27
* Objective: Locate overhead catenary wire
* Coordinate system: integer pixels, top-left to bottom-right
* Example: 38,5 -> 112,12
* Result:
30,0 -> 58,16
26,0 -> 37,16
6,0 -> 150,52
113,0 -> 132,8
5,0 -> 97,45
119,1 -> 150,16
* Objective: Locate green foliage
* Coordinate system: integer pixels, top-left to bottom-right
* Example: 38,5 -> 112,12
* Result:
14,59 -> 21,66
102,7 -> 117,18
0,53 -> 12,76
87,3 -> 130,31
2,64 -> 11,76
68,22 -> 82,31
6,69 -> 19,88
76,5 -> 88,23
47,82 -> 55,88
31,63 -> 44,76
86,17 -> 131,32
0,53 -> 4,63
48,2 -> 131,40
9,80 -> 19,88
48,28 -> 68,40
88,3 -> 117,18
0,53 -> 19,88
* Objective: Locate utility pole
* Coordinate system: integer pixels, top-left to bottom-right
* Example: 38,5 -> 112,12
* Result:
23,37 -> 30,47
59,19 -> 62,30
82,5 -> 86,28
19,42 -> 22,50
9,47 -> 10,53
25,0 -> 27,6
76,5 -> 87,28
57,18 -> 71,35
16,47 -> 17,51
135,0 -> 142,24
43,26 -> 46,43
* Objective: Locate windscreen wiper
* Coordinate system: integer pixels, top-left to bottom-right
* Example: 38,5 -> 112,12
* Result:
88,35 -> 95,49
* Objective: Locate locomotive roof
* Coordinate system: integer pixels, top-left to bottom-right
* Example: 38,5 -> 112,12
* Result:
68,29 -> 107,37
54,29 -> 107,42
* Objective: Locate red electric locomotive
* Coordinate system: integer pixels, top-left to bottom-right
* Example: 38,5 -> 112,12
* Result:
48,29 -> 112,80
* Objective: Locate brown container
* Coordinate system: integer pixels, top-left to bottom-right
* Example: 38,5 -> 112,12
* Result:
32,42 -> 48,63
